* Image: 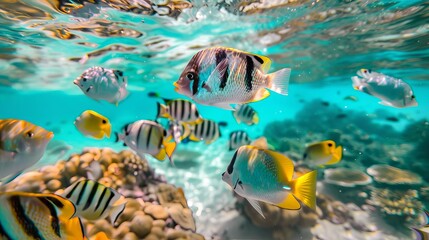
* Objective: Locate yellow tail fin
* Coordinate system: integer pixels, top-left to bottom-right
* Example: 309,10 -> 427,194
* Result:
153,150 -> 166,161
63,217 -> 85,240
90,232 -> 109,240
157,102 -> 170,118
276,193 -> 301,210
180,123 -> 191,141
291,170 -> 317,210
163,140 -> 176,165
326,146 -> 342,165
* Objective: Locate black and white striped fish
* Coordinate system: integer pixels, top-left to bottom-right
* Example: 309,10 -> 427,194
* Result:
174,47 -> 291,110
229,130 -> 251,151
0,192 -> 85,240
233,104 -> 259,125
116,120 -> 176,165
61,179 -> 125,224
188,119 -> 226,144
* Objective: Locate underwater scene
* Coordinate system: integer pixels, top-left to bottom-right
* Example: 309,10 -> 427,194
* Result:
1,0 -> 429,239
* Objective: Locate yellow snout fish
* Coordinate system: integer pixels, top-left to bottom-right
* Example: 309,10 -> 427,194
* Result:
303,140 -> 342,167
74,110 -> 111,140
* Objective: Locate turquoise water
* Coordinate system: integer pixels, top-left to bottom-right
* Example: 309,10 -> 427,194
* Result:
1,0 -> 429,239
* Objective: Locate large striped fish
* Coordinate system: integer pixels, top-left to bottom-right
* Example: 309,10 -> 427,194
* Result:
229,130 -> 251,151
0,192 -> 85,240
188,119 -> 226,144
232,104 -> 259,125
174,47 -> 291,110
0,119 -> 53,183
116,120 -> 176,165
61,179 -> 126,224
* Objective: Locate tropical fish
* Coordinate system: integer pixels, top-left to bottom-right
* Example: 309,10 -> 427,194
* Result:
344,95 -> 358,101
168,120 -> 191,143
222,145 -> 317,218
410,209 -> 429,240
73,67 -> 129,105
174,47 -> 291,110
303,140 -> 342,167
0,119 -> 53,183
0,191 -> 85,240
233,104 -> 259,125
229,130 -> 251,150
188,119 -> 226,144
116,120 -> 176,164
61,179 -> 126,224
149,92 -> 203,123
351,69 -> 417,108
250,136 -> 274,150
74,110 -> 111,140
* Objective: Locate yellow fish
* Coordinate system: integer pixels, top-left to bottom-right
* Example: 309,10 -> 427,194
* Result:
303,140 -> 342,167
0,192 -> 85,240
74,110 -> 111,140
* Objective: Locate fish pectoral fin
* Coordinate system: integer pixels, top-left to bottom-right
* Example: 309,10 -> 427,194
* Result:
153,150 -> 166,161
276,193 -> 301,210
291,170 -> 317,210
92,131 -> 105,139
163,140 -> 177,165
212,102 -> 234,110
188,133 -> 200,142
247,198 -> 265,219
109,202 -> 126,224
63,217 -> 85,240
249,88 -> 270,102
206,58 -> 229,89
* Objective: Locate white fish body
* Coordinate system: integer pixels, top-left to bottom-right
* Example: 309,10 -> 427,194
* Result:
351,69 -> 417,108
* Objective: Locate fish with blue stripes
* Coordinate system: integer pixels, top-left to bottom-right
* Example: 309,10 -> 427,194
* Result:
0,191 -> 85,240
174,47 -> 291,110
229,130 -> 251,150
233,104 -> 259,125
116,120 -> 176,164
188,119 -> 226,144
61,179 -> 126,224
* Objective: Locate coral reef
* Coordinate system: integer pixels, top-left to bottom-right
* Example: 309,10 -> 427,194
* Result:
324,168 -> 372,187
1,148 -> 203,240
367,164 -> 422,185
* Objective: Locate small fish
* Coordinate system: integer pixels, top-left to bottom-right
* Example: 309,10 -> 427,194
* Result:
229,130 -> 251,151
233,104 -> 259,125
303,140 -> 342,167
150,93 -> 203,123
410,209 -> 429,240
321,101 -> 330,106
0,119 -> 53,182
188,119 -> 225,144
168,120 -> 191,143
61,179 -> 126,224
222,145 -> 317,218
73,67 -> 129,105
344,95 -> 358,101
336,113 -> 347,119
174,47 -> 291,110
0,191 -> 85,240
116,120 -> 176,164
351,69 -> 417,108
385,116 -> 399,122
74,110 -> 111,140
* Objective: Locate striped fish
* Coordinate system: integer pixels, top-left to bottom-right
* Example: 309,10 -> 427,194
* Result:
168,120 -> 191,143
188,119 -> 225,144
116,120 -> 176,165
233,104 -> 259,125
61,179 -> 126,224
229,130 -> 251,151
174,47 -> 291,110
0,192 -> 85,240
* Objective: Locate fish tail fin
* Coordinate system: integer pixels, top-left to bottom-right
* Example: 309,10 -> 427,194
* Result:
290,170 -> 317,210
63,217 -> 86,240
266,68 -> 291,95
163,140 -> 177,165
153,150 -> 166,161
252,114 -> 259,124
109,202 -> 126,224
157,102 -> 170,118
180,123 -> 191,141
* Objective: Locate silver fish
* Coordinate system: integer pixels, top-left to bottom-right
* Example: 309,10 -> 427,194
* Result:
351,69 -> 417,108
188,119 -> 224,144
174,47 -> 291,110
233,104 -> 259,125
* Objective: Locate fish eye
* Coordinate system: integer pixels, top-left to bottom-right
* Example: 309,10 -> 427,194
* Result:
328,143 -> 333,147
411,95 -> 415,99
26,131 -> 34,138
222,172 -> 225,177
186,72 -> 195,81
82,77 -> 87,82
102,120 -> 107,124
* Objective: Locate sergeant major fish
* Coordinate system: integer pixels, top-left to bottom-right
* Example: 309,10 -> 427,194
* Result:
0,119 -> 53,183
351,69 -> 417,108
229,130 -> 251,151
188,119 -> 226,144
174,47 -> 291,110
73,67 -> 129,105
116,120 -> 176,165
0,191 -> 85,240
222,145 -> 317,218
74,110 -> 111,140
61,179 -> 126,224
303,140 -> 342,167
233,104 -> 259,125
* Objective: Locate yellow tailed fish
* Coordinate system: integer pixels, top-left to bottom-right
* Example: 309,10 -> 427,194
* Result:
233,104 -> 259,125
222,145 -> 317,218
229,130 -> 251,151
188,119 -> 226,144
303,140 -> 342,167
174,47 -> 291,110
0,192 -> 85,240
168,120 -> 191,143
74,110 -> 111,140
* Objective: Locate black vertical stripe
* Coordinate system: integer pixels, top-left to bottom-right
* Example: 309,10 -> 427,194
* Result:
253,55 -> 264,64
247,108 -> 254,119
38,197 -> 61,238
65,181 -> 81,199
215,49 -> 227,65
0,221 -> 13,240
83,182 -> 99,210
9,196 -> 43,240
199,121 -> 205,138
192,74 -> 200,96
146,125 -> 153,148
242,105 -> 250,119
245,56 -> 254,91
46,197 -> 64,208
237,105 -> 244,117
219,65 -> 229,90
157,134 -> 163,149
195,107 -> 200,118
227,150 -> 238,174
95,187 -> 107,211
173,101 -> 178,119
100,191 -> 114,217
180,100 -> 185,120
187,102 -> 192,121
136,122 -> 143,150
76,180 -> 88,205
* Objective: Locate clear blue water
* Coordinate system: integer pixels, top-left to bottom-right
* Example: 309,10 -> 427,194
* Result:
1,0 -> 428,239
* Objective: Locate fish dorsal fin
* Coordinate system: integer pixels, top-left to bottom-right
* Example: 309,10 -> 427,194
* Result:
262,149 -> 294,183
276,193 -> 301,210
246,198 -> 265,219
225,47 -> 272,73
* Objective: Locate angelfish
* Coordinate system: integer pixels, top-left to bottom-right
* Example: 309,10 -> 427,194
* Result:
222,145 -> 317,218
351,69 -> 417,108
174,47 -> 291,110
